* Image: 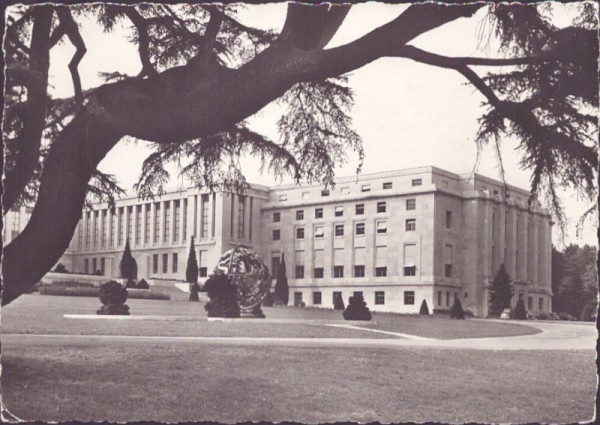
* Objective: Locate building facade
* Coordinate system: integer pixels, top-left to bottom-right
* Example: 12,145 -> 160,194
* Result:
5,167 -> 553,317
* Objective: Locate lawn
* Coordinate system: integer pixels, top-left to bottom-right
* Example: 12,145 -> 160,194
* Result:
2,294 -> 540,339
2,340 -> 595,423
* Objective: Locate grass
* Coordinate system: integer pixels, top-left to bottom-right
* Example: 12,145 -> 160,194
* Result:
2,340 -> 595,423
2,294 -> 541,339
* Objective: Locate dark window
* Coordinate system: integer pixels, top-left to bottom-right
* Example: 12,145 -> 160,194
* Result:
314,226 -> 324,239
412,178 -> 422,186
296,210 -> 304,220
199,267 -> 208,277
153,254 -> 159,274
446,211 -> 452,229
377,202 -> 386,213
294,292 -> 303,306
273,229 -> 281,240
162,254 -> 168,273
173,253 -> 178,273
335,224 -> 344,237
334,266 -> 344,278
406,219 -> 416,231
438,291 -> 443,306
446,291 -> 451,307
321,189 -> 330,197
314,268 -> 324,278
355,204 -> 364,215
295,265 -> 305,279
361,184 -> 371,192
315,208 -> 323,219
383,182 -> 392,190
334,206 -> 344,217
313,292 -> 322,305
538,298 -> 544,311
333,292 -> 342,305
93,258 -> 97,273
353,291 -> 363,298
84,259 -> 89,274
355,222 -> 365,235
375,266 -> 387,277
271,257 -> 280,277
375,291 -> 385,305
376,221 -> 387,234
404,266 -> 416,276
100,258 -> 105,275
273,212 -> 280,222
354,265 -> 365,277
527,297 -> 533,310
406,198 -> 416,210
404,291 -> 415,305
445,264 -> 453,278
296,227 -> 305,240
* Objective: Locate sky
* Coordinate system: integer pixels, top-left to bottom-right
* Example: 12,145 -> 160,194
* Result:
35,2 -> 597,247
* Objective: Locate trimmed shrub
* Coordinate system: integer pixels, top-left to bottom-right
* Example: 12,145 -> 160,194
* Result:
97,281 -> 129,315
262,291 -> 274,307
252,304 -> 266,318
513,300 -> 527,320
489,263 -> 514,317
580,302 -> 597,322
128,290 -> 170,301
343,293 -> 372,321
419,299 -> 430,315
557,312 -> 578,321
450,298 -> 464,319
125,279 -> 137,289
204,274 -> 240,318
53,263 -> 69,273
433,308 -> 450,316
333,293 -> 345,311
186,236 -> 199,284
136,279 -> 149,290
40,286 -> 100,297
189,282 -> 200,302
119,239 -> 138,287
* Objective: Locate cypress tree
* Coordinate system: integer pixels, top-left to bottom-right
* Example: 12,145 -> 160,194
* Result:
489,263 -> 514,317
119,238 -> 137,287
419,299 -> 430,315
186,237 -> 200,302
450,298 -> 465,319
274,253 -> 289,305
513,299 -> 527,320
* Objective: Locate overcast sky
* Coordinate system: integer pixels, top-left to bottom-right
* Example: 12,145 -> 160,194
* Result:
39,2 -> 597,246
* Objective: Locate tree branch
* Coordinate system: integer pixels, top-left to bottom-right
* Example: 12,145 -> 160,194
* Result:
122,7 -> 158,77
54,7 -> 87,104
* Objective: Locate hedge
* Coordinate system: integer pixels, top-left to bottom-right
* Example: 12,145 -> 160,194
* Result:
38,286 -> 170,300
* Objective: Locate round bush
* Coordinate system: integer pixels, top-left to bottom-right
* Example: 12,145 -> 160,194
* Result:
204,274 -> 240,318
581,302 -> 597,322
450,298 -> 464,319
343,293 -> 372,321
99,280 -> 128,306
136,279 -> 149,290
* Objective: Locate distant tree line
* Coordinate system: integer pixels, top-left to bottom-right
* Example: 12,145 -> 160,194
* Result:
552,244 -> 597,320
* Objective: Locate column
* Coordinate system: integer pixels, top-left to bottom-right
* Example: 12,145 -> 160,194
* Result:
521,213 -> 529,282
170,199 -> 176,244
505,207 -> 517,279
179,199 -> 185,244
530,215 -> 538,284
132,206 -> 138,246
159,201 -> 166,246
150,203 -> 156,245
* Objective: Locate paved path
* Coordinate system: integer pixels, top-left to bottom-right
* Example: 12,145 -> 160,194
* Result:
3,321 -> 595,351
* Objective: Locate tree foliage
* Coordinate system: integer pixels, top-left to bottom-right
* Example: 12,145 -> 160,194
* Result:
119,239 -> 137,284
274,253 -> 289,306
185,237 -> 199,284
489,263 -> 514,317
2,2 -> 598,306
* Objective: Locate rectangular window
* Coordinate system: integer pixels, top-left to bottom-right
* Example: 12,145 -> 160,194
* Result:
404,291 -> 415,305
162,253 -> 168,273
383,182 -> 392,190
84,259 -> 89,274
294,292 -> 303,306
315,208 -> 323,219
361,184 -> 371,192
375,266 -> 387,277
406,198 -> 416,210
314,268 -> 324,278
296,227 -> 305,240
335,224 -> 344,237
153,254 -> 159,274
354,291 -> 363,298
182,199 -> 187,241
144,205 -> 151,245
444,244 -> 453,278
127,206 -> 133,243
438,291 -> 443,306
273,212 -> 281,222
354,265 -> 365,277
172,253 -> 178,273
100,258 -> 105,275
101,210 -> 107,248
406,219 -> 416,231
446,210 -> 452,229
93,258 -> 97,273
199,250 -> 208,278
404,266 -> 416,276
118,208 -> 124,246
375,291 -> 385,305
538,298 -> 544,311
296,210 -> 304,220
377,202 -> 386,213
412,178 -> 422,186
333,292 -> 342,305
200,194 -> 209,239
136,205 -> 142,245
295,265 -> 305,279
302,191 -> 311,199
313,292 -> 322,305
237,196 -> 245,239
110,211 -> 117,248
404,243 -> 417,276
333,266 -> 344,278
355,204 -> 364,215
445,264 -> 453,278
153,203 -> 160,244
527,296 -> 533,310
355,222 -> 365,235
340,187 -> 350,194
92,211 -> 98,248
446,291 -> 451,307
273,229 -> 281,240
199,267 -> 208,278
279,194 -> 288,201
376,220 -> 387,234
314,225 -> 324,239
334,206 -> 344,217
321,189 -> 330,197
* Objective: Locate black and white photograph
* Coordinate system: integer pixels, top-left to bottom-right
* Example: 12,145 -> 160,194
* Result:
1,1 -> 598,423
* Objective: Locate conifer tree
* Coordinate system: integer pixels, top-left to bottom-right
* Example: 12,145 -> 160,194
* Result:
489,263 -> 514,317
274,253 -> 289,306
186,237 -> 200,302
119,238 -> 137,288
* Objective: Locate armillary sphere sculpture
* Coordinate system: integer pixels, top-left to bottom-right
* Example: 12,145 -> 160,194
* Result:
214,245 -> 272,312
